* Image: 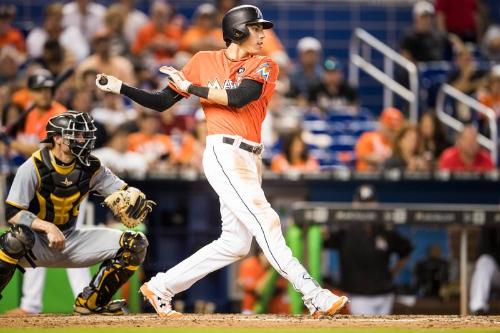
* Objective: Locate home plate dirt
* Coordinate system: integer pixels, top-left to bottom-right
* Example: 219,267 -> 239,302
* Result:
1,314 -> 500,329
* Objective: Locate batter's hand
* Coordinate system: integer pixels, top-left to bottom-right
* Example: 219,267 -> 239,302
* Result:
46,224 -> 66,250
159,66 -> 191,93
96,74 -> 122,94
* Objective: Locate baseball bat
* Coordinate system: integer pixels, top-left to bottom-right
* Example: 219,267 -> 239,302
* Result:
4,67 -> 75,136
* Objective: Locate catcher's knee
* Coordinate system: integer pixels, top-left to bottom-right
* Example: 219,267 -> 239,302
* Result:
117,231 -> 148,266
0,225 -> 35,299
0,225 -> 35,263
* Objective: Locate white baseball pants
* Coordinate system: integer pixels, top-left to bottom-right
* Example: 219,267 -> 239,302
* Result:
148,134 -> 319,299
469,254 -> 500,312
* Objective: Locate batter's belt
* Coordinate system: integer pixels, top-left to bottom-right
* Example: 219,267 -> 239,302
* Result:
222,136 -> 263,155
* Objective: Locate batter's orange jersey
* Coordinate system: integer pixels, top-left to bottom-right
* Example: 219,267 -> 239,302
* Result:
171,50 -> 279,143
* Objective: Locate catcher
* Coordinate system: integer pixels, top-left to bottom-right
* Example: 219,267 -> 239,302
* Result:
0,111 -> 154,315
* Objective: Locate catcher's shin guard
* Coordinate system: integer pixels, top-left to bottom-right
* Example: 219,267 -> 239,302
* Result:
74,231 -> 148,314
0,225 -> 35,299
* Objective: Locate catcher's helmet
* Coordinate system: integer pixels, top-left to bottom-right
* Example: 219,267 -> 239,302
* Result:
41,111 -> 97,166
28,69 -> 55,90
222,5 -> 273,46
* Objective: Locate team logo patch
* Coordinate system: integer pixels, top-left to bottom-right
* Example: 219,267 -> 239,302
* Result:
237,67 -> 245,74
256,63 -> 271,81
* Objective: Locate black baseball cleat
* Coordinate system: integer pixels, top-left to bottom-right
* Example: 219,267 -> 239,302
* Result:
74,295 -> 128,316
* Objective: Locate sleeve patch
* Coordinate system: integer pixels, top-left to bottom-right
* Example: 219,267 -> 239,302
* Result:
256,62 -> 271,81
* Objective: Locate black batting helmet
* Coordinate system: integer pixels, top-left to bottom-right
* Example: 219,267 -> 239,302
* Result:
222,5 -> 273,46
27,69 -> 55,90
41,111 -> 97,166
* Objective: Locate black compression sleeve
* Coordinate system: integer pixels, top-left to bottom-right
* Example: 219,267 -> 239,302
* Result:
187,85 -> 209,99
5,203 -> 21,221
227,79 -> 263,108
120,84 -> 183,112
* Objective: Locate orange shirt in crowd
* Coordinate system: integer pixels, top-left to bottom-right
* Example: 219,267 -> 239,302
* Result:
171,50 -> 278,143
127,132 -> 172,163
478,92 -> 500,117
239,256 -> 290,314
270,154 -> 319,173
0,27 -> 26,52
131,22 -> 183,61
11,88 -> 31,109
169,132 -> 197,166
180,26 -> 223,53
21,102 -> 67,142
355,131 -> 392,171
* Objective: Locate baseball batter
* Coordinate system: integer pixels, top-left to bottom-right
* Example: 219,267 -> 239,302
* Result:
96,5 -> 348,318
0,111 -> 152,315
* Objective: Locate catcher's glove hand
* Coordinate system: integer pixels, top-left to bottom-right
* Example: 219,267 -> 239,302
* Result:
103,187 -> 156,228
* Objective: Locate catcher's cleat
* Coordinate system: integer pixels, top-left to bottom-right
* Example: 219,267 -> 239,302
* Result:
74,296 -> 128,316
312,295 -> 349,319
139,283 -> 182,318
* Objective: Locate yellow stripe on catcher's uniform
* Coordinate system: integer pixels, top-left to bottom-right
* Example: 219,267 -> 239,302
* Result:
0,249 -> 18,265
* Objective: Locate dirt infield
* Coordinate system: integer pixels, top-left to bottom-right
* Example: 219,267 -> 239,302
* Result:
2,314 -> 500,329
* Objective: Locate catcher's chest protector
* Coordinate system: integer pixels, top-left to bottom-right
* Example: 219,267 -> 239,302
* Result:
29,148 -> 101,227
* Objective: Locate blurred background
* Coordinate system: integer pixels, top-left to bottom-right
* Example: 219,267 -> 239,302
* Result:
0,0 -> 499,317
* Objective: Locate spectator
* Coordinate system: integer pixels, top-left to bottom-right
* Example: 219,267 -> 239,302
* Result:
438,125 -> 494,171
127,111 -> 173,171
477,65 -> 500,119
62,0 -> 105,43
323,185 -> 413,315
238,247 -> 290,314
103,4 -> 129,57
355,107 -> 404,172
119,0 -> 148,46
10,69 -> 67,158
384,124 -> 431,171
447,44 -> 486,96
418,111 -> 450,167
308,57 -> 358,112
26,3 -> 89,62
77,29 -> 136,86
435,0 -> 479,43
482,25 -> 500,62
271,131 -> 319,173
35,40 -> 75,79
91,91 -> 137,133
0,4 -> 25,53
93,126 -> 148,177
180,3 -> 224,54
131,0 -> 183,65
415,244 -> 449,298
287,37 -> 323,101
469,226 -> 500,315
400,1 -> 450,62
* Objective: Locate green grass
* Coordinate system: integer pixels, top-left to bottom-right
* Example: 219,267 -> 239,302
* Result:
2,329 -> 500,333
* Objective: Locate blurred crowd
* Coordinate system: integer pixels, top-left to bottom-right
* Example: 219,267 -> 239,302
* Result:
0,0 -> 499,178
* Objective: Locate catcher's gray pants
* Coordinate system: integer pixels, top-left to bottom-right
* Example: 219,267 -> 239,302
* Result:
469,254 -> 500,312
19,200 -> 93,313
18,227 -> 122,268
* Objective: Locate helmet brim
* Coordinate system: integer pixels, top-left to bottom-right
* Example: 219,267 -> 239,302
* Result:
248,19 -> 273,29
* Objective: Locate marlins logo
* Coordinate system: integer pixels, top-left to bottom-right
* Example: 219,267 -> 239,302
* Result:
256,63 -> 271,81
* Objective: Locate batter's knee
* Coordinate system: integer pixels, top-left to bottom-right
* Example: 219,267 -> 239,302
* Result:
232,240 -> 252,258
0,225 -> 35,262
118,231 -> 148,266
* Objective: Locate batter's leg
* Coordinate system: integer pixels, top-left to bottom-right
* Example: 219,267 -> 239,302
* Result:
147,200 -> 253,299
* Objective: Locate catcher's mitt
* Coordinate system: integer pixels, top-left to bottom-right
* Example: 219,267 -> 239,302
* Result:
103,187 -> 155,228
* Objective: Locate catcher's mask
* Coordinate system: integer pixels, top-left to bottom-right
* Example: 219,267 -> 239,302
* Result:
41,111 -> 97,166
222,5 -> 273,46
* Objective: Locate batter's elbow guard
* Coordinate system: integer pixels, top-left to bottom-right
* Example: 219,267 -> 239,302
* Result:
119,231 -> 148,266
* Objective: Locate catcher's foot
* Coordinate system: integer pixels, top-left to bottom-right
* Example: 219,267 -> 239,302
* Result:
74,295 -> 127,316
140,283 -> 182,318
